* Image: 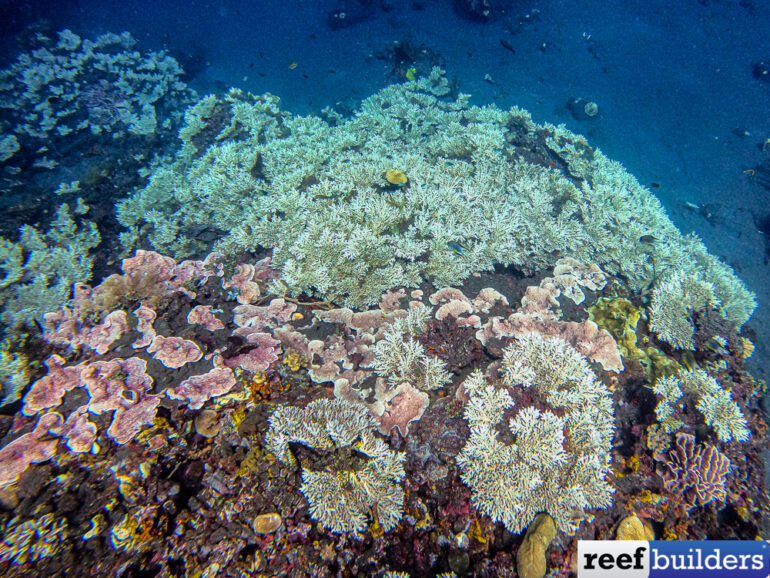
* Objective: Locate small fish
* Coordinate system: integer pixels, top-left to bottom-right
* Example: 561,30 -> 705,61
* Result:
499,39 -> 515,54
405,67 -> 417,81
683,201 -> 701,212
638,234 -> 658,244
288,62 -> 298,70
447,241 -> 468,255
703,336 -> 729,356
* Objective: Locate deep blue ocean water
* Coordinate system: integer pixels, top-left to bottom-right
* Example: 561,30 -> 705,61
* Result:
3,0 -> 767,377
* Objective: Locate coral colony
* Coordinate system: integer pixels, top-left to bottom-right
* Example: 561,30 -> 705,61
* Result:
0,29 -> 767,577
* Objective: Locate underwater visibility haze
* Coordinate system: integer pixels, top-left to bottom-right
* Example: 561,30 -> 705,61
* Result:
0,0 -> 769,576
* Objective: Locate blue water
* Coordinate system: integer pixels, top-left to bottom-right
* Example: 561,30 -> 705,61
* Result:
4,0 -> 767,374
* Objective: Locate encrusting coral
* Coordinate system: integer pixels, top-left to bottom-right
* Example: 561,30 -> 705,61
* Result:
457,334 -> 615,535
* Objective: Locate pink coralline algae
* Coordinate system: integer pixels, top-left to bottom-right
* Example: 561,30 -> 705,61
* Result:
43,307 -> 127,354
147,335 -> 203,369
83,310 -> 128,354
22,356 -> 159,454
221,256 -> 277,305
118,249 -> 221,300
106,396 -> 161,444
232,298 -> 297,334
167,367 -> 236,409
132,305 -> 157,349
661,432 -> 730,507
377,382 -> 429,436
121,249 -> 176,284
379,288 -> 406,313
475,267 -> 623,372
223,332 -> 280,373
0,413 -> 63,487
81,358 -> 153,414
22,355 -> 83,416
63,408 -> 98,454
187,305 -> 225,331
222,264 -> 261,304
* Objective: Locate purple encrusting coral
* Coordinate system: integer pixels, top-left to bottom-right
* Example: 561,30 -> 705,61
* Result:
662,432 -> 731,507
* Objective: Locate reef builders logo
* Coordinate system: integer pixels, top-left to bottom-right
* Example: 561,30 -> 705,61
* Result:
578,540 -> 769,578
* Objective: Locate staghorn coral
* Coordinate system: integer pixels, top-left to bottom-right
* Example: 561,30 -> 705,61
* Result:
265,398 -> 406,534
0,342 -> 28,407
457,334 -> 615,535
660,432 -> 730,507
116,73 -> 755,322
0,29 -> 188,144
652,368 -> 749,442
372,325 -> 451,391
648,272 -> 722,350
0,204 -> 99,332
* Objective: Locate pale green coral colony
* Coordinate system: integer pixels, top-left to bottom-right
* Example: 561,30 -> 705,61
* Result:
117,69 -> 755,322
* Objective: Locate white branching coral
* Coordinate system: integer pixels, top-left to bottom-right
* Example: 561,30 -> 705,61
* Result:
372,325 -> 451,391
457,334 -> 615,535
648,272 -> 719,350
0,204 -> 100,331
265,398 -> 406,534
652,368 -> 749,442
652,375 -> 685,432
117,72 -> 756,321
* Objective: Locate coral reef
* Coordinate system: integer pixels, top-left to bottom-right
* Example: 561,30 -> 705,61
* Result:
457,333 -> 615,534
0,55 -> 766,577
265,398 -> 406,534
116,73 -> 755,324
